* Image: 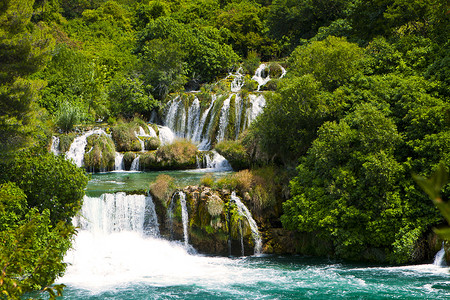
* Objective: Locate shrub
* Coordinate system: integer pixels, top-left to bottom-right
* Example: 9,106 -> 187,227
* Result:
234,169 -> 253,193
215,140 -> 250,170
149,174 -> 176,204
55,101 -> 82,133
200,173 -> 215,187
269,62 -> 284,78
112,121 -> 142,152
154,139 -> 198,169
243,51 -> 260,75
143,136 -> 160,150
84,134 -> 116,172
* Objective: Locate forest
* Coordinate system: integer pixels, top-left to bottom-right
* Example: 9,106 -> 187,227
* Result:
0,0 -> 449,298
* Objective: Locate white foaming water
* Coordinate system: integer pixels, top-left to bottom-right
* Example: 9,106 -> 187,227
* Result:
158,126 -> 175,145
230,192 -> 262,255
216,95 -> 232,143
130,156 -> 140,171
230,68 -> 245,92
66,129 -> 109,168
252,64 -> 271,91
51,136 -> 60,155
433,243 -> 446,267
114,152 -> 124,171
248,94 -> 266,124
202,151 -> 233,171
178,192 -> 189,248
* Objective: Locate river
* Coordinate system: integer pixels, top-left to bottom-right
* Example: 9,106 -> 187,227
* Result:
56,171 -> 450,299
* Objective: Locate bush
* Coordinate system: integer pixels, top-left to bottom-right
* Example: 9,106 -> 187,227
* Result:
154,139 -> 198,169
149,174 -> 176,204
55,101 -> 82,133
84,134 -> 116,172
200,173 -> 215,187
233,169 -> 254,193
243,51 -> 261,75
143,136 -> 160,150
112,121 -> 142,152
215,140 -> 250,170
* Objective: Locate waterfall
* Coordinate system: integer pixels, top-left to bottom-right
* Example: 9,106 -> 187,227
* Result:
248,94 -> 266,124
158,126 -> 175,145
239,219 -> 245,256
230,68 -> 245,92
201,151 -> 232,171
114,152 -> 124,171
216,95 -> 231,143
167,191 -> 190,248
252,64 -> 271,91
66,129 -> 109,168
193,95 -> 216,146
165,97 -> 182,131
179,192 -> 189,248
144,193 -> 160,237
51,136 -> 60,155
130,156 -> 140,171
433,243 -> 446,267
230,192 -> 262,255
186,98 -> 201,140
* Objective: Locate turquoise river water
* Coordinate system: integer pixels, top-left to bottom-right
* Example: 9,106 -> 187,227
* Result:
54,171 -> 450,299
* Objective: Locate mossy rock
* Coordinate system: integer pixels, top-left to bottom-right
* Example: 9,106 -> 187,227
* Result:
143,136 -> 161,151
242,75 -> 258,91
84,134 -> 116,172
261,79 -> 279,91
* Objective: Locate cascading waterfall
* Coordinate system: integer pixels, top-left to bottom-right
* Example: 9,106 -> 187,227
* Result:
230,68 -> 245,92
167,191 -> 190,248
114,152 -> 124,171
252,63 -> 271,91
433,243 -> 446,267
216,95 -> 232,143
130,156 -> 140,171
51,136 -> 60,155
230,192 -> 262,255
158,125 -> 175,145
179,192 -> 189,248
66,129 -> 109,168
75,193 -> 159,236
202,150 -> 232,171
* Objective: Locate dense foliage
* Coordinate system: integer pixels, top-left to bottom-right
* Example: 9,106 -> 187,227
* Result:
0,2 -> 449,296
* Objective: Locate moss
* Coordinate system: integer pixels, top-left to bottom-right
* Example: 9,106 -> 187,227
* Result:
84,134 -> 116,172
242,75 -> 258,91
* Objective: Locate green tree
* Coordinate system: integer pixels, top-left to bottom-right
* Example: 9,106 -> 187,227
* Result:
282,103 -> 440,262
0,0 -> 55,161
0,152 -> 89,224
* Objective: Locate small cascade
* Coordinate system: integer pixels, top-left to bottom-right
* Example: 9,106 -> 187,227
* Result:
186,98 -> 201,139
252,64 -> 271,91
51,136 -> 60,155
433,243 -> 446,267
158,126 -> 175,145
239,219 -> 245,256
66,129 -> 109,168
76,193 -> 153,235
167,191 -> 190,248
216,95 -> 232,143
247,94 -> 266,125
193,96 -> 216,146
230,192 -> 262,255
179,192 -> 189,248
164,97 -> 182,131
147,125 -> 158,137
202,151 -> 233,171
130,156 -> 140,171
114,152 -> 124,171
230,68 -> 245,92
144,194 -> 160,237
